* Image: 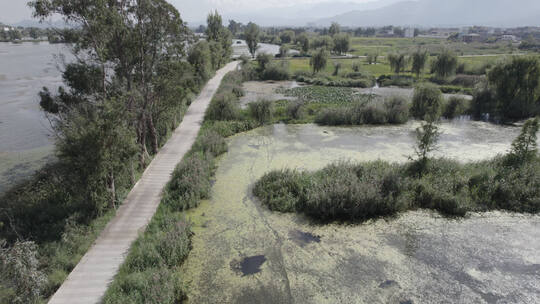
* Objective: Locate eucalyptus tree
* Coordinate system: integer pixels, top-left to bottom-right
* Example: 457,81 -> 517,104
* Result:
29,0 -> 192,208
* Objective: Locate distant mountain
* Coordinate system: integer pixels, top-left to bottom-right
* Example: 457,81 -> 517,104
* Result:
316,0 -> 540,27
190,0 -> 405,27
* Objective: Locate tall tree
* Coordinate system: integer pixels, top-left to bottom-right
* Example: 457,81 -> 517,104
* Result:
245,22 -> 260,58
296,33 -> 309,54
29,0 -> 191,205
228,20 -> 241,36
488,57 -> 540,119
431,49 -> 458,80
329,22 -> 340,36
332,33 -> 350,55
310,48 -> 329,74
387,53 -> 407,74
206,10 -> 223,42
411,49 -> 428,77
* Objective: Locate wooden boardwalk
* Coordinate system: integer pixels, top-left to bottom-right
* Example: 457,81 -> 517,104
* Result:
48,61 -> 239,304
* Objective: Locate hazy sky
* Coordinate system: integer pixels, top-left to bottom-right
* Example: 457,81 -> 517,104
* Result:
0,0 -> 378,24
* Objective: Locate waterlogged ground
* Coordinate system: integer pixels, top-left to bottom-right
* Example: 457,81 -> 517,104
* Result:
239,81 -> 299,108
182,122 -> 540,304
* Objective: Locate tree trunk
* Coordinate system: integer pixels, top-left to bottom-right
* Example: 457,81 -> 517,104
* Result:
147,114 -> 159,154
138,113 -> 149,168
109,171 -> 117,210
130,160 -> 136,185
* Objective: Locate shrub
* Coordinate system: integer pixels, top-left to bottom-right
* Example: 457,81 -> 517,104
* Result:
384,95 -> 410,124
204,120 -> 258,138
162,154 -> 213,211
104,268 -> 185,304
155,220 -> 192,268
431,49 -> 458,80
286,100 -> 305,120
410,83 -> 443,121
491,159 -> 540,213
505,117 -> 539,165
253,170 -> 310,212
260,63 -> 290,80
471,83 -> 496,119
442,96 -> 470,119
0,240 -> 47,304
315,96 -> 409,126
248,99 -> 273,125
352,62 -> 361,72
255,53 -> 272,71
315,107 -> 351,125
305,162 -> 405,221
378,75 -> 414,87
450,75 -> 485,88
205,92 -> 240,121
192,130 -> 228,157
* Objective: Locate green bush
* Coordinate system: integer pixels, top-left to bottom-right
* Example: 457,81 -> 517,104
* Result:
204,120 -> 258,138
254,154 -> 540,221
255,162 -> 406,221
253,170 -> 310,212
378,75 -> 414,87
450,75 -> 485,87
286,100 -> 305,120
192,129 -> 228,157
442,96 -> 470,119
260,63 -> 290,81
162,154 -> 213,211
104,268 -> 186,304
305,162 -> 406,221
315,96 -> 409,126
384,95 -> 410,124
248,99 -> 273,125
410,83 -> 443,121
205,92 -> 240,121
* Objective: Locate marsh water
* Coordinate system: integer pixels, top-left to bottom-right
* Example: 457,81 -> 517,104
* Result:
182,122 -> 540,304
0,42 -> 70,192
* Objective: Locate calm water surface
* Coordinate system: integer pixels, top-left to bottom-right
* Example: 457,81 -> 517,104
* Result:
0,42 -> 70,192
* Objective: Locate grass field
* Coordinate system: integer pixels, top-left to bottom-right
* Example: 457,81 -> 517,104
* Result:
349,37 -> 521,56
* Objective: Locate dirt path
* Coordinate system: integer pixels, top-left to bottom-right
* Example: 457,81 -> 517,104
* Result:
48,61 -> 239,304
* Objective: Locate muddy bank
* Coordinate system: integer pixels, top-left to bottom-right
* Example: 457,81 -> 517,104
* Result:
181,122 -> 539,304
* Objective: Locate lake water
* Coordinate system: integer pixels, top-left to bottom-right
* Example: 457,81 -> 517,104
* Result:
0,42 -> 70,193
182,122 -> 540,303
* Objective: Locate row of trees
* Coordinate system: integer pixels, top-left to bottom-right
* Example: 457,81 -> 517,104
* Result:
387,49 -> 458,79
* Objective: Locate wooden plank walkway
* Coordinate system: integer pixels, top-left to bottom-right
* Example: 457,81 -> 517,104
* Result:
48,61 -> 239,304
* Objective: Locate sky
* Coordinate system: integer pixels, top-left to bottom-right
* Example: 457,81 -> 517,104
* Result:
0,0 -> 377,24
